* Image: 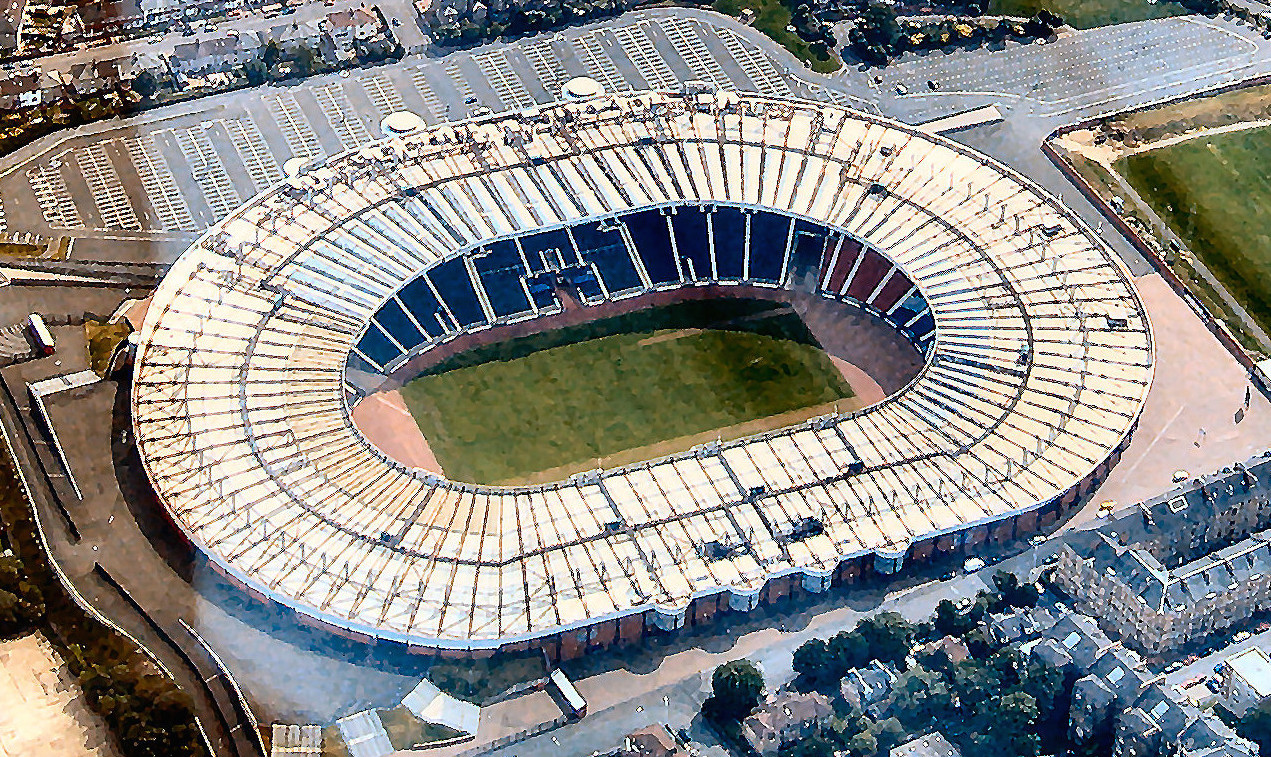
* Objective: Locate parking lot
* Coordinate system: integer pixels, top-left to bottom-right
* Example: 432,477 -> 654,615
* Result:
0,9 -> 827,247
873,16 -> 1268,123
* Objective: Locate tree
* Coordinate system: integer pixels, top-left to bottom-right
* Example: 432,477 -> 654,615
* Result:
844,729 -> 878,757
781,736 -> 836,757
871,717 -> 906,752
263,40 -> 282,69
0,553 -> 44,634
857,612 -> 914,665
131,71 -> 160,99
850,3 -> 901,63
1239,699 -> 1271,756
828,629 -> 870,672
992,570 -> 1040,610
705,659 -> 764,721
244,59 -> 268,86
933,599 -> 976,638
793,638 -> 835,687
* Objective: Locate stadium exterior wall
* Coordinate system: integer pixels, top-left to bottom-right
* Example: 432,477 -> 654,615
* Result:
186,418 -> 1135,662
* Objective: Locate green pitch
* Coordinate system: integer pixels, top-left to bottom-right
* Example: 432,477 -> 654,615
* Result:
399,329 -> 854,484
988,0 -> 1181,28
1118,126 -> 1271,332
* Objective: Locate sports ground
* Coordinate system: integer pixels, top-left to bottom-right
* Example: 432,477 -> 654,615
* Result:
398,327 -> 856,485
1118,124 -> 1271,332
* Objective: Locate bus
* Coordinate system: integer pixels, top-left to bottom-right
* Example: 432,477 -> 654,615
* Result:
26,314 -> 54,356
549,668 -> 587,719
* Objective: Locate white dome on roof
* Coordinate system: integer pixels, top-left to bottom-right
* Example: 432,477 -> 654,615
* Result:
381,110 -> 424,136
561,76 -> 604,101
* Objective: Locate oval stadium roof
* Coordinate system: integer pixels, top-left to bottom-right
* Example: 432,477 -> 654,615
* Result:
131,90 -> 1154,649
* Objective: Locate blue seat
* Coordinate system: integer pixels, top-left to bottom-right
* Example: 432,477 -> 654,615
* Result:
712,206 -> 746,280
519,229 -> 575,273
355,323 -> 401,370
428,257 -> 486,328
670,206 -> 711,283
623,209 -> 679,285
399,276 -> 444,337
375,297 -> 425,350
748,211 -> 791,284
574,220 -> 642,294
473,242 -> 533,319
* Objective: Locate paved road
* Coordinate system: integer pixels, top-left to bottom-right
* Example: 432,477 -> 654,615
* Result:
0,323 -> 267,757
470,546 -> 1057,757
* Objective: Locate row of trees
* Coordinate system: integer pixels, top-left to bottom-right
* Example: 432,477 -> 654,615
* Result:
429,0 -> 629,46
0,550 -> 45,634
848,3 -> 1062,65
0,459 -> 203,757
790,571 -> 1039,690
695,570 -> 1056,757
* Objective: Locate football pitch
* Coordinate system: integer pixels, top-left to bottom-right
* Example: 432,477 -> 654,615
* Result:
399,328 -> 855,484
1118,125 -> 1271,332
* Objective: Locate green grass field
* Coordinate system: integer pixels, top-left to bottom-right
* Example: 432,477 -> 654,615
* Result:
713,0 -> 841,73
988,0 -> 1182,28
1118,126 -> 1271,333
400,329 -> 854,484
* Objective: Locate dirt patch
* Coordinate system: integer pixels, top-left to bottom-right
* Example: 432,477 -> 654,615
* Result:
0,632 -> 121,757
831,356 -> 886,406
350,390 -> 444,475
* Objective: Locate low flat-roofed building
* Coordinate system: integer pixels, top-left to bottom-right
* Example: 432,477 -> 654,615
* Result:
1220,647 -> 1271,717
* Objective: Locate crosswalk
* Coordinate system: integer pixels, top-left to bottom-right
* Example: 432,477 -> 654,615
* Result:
223,117 -> 285,194
614,25 -> 681,91
521,39 -> 570,95
572,31 -> 633,93
406,66 -> 448,121
660,17 -> 733,90
27,157 -> 83,229
17,15 -> 803,236
443,62 -> 474,103
720,28 -> 791,96
361,73 -> 407,117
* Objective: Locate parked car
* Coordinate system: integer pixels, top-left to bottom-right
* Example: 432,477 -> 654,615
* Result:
1164,661 -> 1184,673
963,557 -> 986,574
1234,631 -> 1253,643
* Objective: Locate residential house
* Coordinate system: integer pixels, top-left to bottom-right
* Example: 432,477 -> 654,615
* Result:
739,691 -> 833,756
171,34 -> 261,75
325,6 -> 379,47
986,606 -> 1060,646
840,660 -> 898,715
889,732 -> 961,757
1023,613 -> 1255,757
911,635 -> 970,667
619,724 -> 688,757
1054,453 -> 1271,653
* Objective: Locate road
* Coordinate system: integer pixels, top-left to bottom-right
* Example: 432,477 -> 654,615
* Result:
460,546 -> 1059,757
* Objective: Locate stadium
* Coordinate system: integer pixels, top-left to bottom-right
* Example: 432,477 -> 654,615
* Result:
130,87 -> 1154,660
